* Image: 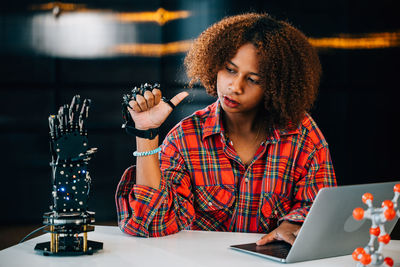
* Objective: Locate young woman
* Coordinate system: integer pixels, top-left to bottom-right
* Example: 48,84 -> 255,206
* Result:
116,13 -> 336,246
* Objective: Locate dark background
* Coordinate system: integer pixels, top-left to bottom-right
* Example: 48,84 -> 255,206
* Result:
0,0 -> 399,247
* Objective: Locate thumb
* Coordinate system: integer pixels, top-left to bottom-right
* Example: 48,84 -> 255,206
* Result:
170,91 -> 189,107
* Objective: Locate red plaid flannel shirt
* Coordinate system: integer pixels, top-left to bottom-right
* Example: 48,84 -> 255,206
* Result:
116,101 -> 336,237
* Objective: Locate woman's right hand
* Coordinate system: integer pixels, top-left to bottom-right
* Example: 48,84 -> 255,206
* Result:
128,88 -> 189,130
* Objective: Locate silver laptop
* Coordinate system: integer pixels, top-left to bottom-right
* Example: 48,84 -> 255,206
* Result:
230,181 -> 400,263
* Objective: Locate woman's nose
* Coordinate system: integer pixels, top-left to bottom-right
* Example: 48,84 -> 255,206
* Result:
230,75 -> 244,94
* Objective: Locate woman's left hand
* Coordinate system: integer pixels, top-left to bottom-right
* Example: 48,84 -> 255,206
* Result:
256,221 -> 301,246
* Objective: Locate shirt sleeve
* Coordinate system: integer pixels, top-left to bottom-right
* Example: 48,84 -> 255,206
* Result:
281,145 -> 337,223
115,134 -> 195,237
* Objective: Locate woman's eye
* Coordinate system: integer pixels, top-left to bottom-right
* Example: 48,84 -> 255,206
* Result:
248,77 -> 260,84
225,66 -> 235,73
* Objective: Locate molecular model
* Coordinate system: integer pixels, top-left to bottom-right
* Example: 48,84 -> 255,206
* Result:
352,184 -> 400,267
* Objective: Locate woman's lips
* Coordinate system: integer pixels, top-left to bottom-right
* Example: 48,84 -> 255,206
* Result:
223,95 -> 240,108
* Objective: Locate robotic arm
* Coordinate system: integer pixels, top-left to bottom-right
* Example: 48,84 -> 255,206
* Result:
48,95 -> 97,213
35,95 -> 102,255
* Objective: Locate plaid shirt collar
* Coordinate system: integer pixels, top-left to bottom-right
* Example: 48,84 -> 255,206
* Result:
203,100 -> 300,144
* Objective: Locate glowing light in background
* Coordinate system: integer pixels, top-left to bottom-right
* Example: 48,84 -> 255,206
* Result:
309,31 -> 400,49
22,3 -> 400,58
113,31 -> 400,57
117,8 -> 191,25
26,4 -> 192,58
29,3 -> 191,25
29,2 -> 110,14
31,12 -> 124,58
29,2 -> 88,12
113,40 -> 193,57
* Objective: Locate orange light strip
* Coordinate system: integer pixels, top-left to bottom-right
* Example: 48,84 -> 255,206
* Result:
117,8 -> 191,25
113,31 -> 400,57
113,40 -> 193,57
309,31 -> 400,49
29,2 -> 87,12
29,3 -> 191,25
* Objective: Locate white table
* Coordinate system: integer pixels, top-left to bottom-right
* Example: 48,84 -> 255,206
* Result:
1,226 -> 399,267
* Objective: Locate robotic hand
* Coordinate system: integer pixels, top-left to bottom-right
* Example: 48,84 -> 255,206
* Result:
47,95 -> 97,213
35,95 -> 102,255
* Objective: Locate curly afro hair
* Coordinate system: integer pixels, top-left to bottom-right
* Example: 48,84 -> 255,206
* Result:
184,13 -> 321,130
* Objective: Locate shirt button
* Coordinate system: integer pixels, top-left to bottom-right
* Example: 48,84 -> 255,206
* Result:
208,202 -> 213,206
244,178 -> 249,183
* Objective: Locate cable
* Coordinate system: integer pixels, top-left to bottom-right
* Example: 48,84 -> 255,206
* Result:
19,225 -> 47,244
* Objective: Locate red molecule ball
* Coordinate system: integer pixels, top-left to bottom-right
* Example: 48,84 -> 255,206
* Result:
384,208 -> 396,220
362,193 -> 373,204
394,184 -> 400,193
382,200 -> 394,209
353,207 -> 365,220
378,234 -> 391,244
352,247 -> 365,261
360,253 -> 371,265
369,227 -> 380,236
384,257 -> 394,267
